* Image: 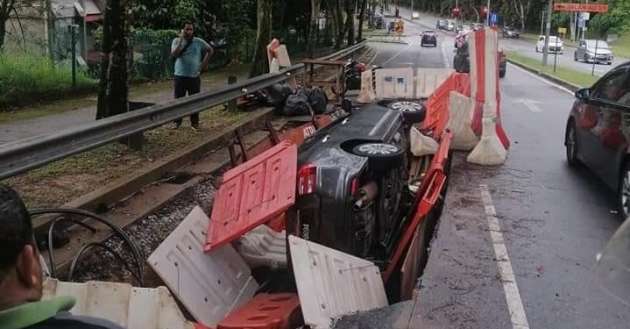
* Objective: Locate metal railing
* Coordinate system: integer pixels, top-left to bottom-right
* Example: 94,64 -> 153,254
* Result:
0,42 -> 367,180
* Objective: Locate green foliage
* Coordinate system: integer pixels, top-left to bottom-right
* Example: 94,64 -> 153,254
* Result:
132,29 -> 178,80
0,53 -> 96,109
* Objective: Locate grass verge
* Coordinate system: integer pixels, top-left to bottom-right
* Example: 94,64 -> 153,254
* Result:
0,64 -> 251,124
0,54 -> 97,110
1,108 -> 247,208
610,34 -> 630,59
507,51 -> 599,87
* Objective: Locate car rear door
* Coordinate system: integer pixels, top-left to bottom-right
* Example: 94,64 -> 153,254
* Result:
587,67 -> 630,188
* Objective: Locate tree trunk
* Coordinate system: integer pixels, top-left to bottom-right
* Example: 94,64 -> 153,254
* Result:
357,0 -> 367,41
96,0 -> 129,119
344,0 -> 355,46
328,0 -> 344,49
0,16 -> 6,50
250,0 -> 272,77
0,0 -> 16,51
308,0 -> 321,57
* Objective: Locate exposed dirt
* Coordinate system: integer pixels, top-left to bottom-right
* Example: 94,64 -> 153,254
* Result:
3,109 -> 246,208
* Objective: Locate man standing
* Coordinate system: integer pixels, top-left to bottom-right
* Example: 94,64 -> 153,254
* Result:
171,21 -> 213,129
0,185 -> 125,329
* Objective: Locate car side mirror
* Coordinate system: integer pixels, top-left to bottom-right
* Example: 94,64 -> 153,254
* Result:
575,88 -> 591,100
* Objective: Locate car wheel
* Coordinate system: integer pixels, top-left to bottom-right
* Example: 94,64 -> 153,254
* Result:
352,142 -> 404,171
389,101 -> 426,124
535,46 -> 539,53
574,52 -> 578,61
584,54 -> 589,63
565,121 -> 579,167
618,162 -> 630,219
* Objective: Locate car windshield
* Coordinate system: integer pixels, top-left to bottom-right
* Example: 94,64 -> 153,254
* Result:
586,40 -> 610,49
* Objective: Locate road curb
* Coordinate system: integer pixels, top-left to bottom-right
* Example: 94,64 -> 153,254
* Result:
506,58 -> 582,92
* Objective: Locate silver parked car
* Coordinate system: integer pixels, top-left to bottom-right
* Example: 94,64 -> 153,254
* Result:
574,39 -> 614,65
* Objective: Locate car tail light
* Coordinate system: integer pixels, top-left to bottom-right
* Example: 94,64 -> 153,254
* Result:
350,177 -> 359,195
297,164 -> 317,196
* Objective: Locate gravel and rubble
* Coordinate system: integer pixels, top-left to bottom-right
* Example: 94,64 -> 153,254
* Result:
69,177 -> 218,285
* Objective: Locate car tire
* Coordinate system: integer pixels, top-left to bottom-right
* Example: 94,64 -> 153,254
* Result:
574,52 -> 578,61
352,142 -> 404,172
584,54 -> 589,63
388,101 -> 426,124
565,121 -> 579,167
618,162 -> 630,219
535,46 -> 539,53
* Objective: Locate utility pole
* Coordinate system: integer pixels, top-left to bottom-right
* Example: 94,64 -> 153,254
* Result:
487,0 -> 491,26
542,0 -> 553,66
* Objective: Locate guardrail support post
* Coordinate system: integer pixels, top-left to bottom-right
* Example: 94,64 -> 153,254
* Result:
227,76 -> 238,112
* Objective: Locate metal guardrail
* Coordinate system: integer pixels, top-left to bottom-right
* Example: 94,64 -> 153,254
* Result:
0,65 -> 303,180
319,40 -> 367,61
0,42 -> 367,180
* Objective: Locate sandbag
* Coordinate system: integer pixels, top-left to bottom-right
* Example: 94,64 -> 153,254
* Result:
410,126 -> 438,157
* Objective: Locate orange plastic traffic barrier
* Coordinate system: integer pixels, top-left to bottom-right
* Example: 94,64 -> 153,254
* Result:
217,293 -> 302,329
422,73 -> 456,137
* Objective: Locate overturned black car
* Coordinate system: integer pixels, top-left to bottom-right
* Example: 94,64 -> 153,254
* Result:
287,101 -> 426,264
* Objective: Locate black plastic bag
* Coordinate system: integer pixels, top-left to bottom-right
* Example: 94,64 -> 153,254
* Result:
283,89 -> 312,116
307,87 -> 328,114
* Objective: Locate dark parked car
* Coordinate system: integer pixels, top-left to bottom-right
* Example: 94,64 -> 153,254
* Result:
288,102 -> 426,262
502,26 -> 520,38
564,62 -> 630,217
374,14 -> 385,29
421,31 -> 438,47
453,41 -> 507,78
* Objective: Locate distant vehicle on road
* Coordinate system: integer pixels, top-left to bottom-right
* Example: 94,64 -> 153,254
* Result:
564,62 -> 630,217
436,19 -> 448,30
421,31 -> 437,47
575,39 -> 614,65
453,41 -> 507,78
374,14 -> 385,29
536,35 -> 564,53
412,11 -> 420,19
446,20 -> 456,31
502,26 -> 520,38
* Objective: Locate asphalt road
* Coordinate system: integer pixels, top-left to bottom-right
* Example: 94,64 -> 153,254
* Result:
391,6 -> 628,77
343,14 -> 630,329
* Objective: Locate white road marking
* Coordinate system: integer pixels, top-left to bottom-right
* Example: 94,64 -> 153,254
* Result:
440,39 -> 450,68
514,98 -> 543,113
508,63 -> 574,95
479,184 -> 531,329
382,43 -> 412,66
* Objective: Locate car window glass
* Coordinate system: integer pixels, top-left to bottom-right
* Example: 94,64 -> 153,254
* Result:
592,70 -> 630,104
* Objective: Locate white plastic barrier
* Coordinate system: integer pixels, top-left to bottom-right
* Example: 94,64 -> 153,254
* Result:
374,67 -> 415,99
357,69 -> 376,103
235,225 -> 287,269
467,114 -> 507,165
447,91 -> 479,151
410,126 -> 438,157
467,28 -> 508,165
43,279 -> 196,329
415,68 -> 454,98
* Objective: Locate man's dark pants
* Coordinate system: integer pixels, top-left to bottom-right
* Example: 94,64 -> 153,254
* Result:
174,76 -> 201,127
